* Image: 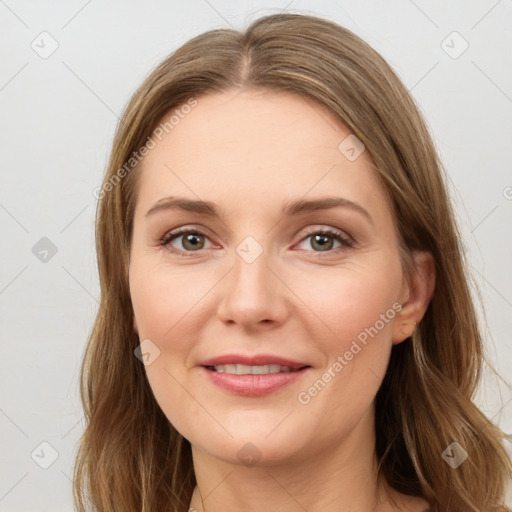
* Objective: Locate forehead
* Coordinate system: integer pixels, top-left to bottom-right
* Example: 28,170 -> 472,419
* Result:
149,88 -> 363,168
134,89 -> 391,226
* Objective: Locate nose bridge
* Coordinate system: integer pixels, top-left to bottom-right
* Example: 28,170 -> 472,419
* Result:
218,234 -> 284,325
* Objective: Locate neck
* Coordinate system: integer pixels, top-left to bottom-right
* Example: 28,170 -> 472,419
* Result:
189,407 -> 398,512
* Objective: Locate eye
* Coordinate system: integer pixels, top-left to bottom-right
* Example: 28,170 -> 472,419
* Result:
159,226 -> 354,257
160,227 -> 214,255
296,227 -> 354,255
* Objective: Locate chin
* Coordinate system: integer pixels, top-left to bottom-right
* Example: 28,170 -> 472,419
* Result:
193,434 -> 307,468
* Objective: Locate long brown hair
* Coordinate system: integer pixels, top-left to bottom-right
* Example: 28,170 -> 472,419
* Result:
73,12 -> 512,512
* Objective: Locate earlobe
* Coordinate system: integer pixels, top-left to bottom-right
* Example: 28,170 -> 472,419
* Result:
392,250 -> 436,345
400,322 -> 417,336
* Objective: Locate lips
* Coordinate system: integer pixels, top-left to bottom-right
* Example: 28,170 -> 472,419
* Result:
199,354 -> 311,397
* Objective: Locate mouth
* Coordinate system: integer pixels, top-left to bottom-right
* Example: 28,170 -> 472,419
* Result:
199,355 -> 311,396
204,364 -> 309,375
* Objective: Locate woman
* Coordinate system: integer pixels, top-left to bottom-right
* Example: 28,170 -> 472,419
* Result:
73,12 -> 512,512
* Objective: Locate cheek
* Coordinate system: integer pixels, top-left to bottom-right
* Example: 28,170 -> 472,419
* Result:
129,255 -> 213,346
289,258 -> 402,425
292,258 -> 402,355
129,258 -> 212,435
291,263 -> 404,455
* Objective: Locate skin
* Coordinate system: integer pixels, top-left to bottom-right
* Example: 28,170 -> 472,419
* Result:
128,88 -> 435,511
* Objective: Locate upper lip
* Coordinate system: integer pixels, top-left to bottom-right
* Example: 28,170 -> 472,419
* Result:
200,354 -> 309,369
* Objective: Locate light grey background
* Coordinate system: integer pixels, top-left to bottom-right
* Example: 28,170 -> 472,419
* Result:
1,1 -> 511,510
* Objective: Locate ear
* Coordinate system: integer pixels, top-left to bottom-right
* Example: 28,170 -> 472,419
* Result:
392,250 -> 436,345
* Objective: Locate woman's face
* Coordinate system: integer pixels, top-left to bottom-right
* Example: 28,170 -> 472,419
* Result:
129,88 -> 416,466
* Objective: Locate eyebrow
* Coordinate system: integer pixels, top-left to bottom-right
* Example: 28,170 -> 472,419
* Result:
145,195 -> 374,226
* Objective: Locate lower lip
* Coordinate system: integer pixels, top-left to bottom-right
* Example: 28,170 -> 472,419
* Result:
200,366 -> 310,397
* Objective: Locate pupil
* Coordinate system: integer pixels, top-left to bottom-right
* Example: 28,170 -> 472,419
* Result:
313,234 -> 332,251
184,234 -> 203,250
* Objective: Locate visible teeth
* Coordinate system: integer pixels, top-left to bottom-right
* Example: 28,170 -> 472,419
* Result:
251,365 -> 269,374
236,364 -> 252,375
212,364 -> 297,375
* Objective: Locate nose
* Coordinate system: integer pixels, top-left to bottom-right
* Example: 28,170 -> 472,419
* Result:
216,240 -> 288,329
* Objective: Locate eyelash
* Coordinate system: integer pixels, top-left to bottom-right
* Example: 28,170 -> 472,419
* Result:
159,226 -> 355,257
